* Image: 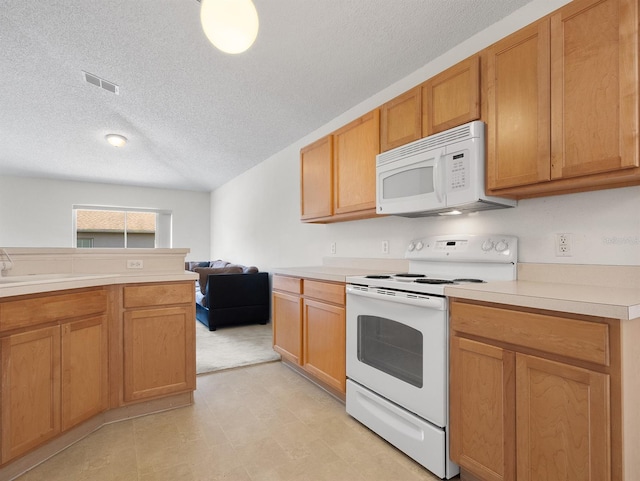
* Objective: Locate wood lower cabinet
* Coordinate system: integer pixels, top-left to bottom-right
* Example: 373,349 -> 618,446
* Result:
1,326 -> 61,464
450,299 -> 614,481
0,288 -> 109,464
272,275 -> 303,364
485,0 -> 639,197
61,316 -> 109,431
303,295 -> 345,393
515,354 -> 610,481
450,337 -> 515,481
121,283 -> 195,403
272,275 -> 346,396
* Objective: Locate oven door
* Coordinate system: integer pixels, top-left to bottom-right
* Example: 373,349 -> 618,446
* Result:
346,285 -> 447,426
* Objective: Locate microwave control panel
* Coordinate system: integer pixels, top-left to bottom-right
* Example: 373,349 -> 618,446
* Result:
447,151 -> 469,191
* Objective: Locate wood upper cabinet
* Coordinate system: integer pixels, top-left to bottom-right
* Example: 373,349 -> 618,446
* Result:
300,109 -> 380,223
380,87 -> 422,152
484,19 -> 551,190
485,0 -> 639,197
333,109 -> 380,217
422,55 -> 481,136
121,283 -> 195,404
550,0 -> 637,180
300,135 -> 333,221
379,55 -> 480,152
450,299 -> 613,481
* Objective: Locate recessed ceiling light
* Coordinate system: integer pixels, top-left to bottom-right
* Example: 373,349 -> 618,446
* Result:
105,134 -> 127,147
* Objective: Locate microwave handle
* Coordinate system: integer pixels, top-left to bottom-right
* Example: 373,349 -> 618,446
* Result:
433,150 -> 444,203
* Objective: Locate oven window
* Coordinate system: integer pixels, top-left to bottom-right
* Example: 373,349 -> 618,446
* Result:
357,315 -> 423,388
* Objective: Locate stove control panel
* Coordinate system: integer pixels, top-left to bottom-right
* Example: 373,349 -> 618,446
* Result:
405,234 -> 517,263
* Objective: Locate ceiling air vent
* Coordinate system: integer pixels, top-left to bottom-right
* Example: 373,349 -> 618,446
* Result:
83,71 -> 119,94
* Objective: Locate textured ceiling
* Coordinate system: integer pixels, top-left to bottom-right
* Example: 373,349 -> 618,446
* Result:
0,0 -> 532,192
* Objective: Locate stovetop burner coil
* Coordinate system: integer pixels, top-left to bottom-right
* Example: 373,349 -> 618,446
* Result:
364,275 -> 392,279
452,278 -> 486,283
393,273 -> 426,278
414,278 -> 456,284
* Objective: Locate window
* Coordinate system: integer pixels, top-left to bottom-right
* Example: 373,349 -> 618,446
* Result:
73,206 -> 172,248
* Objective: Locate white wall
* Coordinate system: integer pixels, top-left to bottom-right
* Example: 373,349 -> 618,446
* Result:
210,0 -> 640,271
0,176 -> 211,261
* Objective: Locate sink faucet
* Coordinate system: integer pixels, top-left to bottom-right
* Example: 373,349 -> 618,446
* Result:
0,249 -> 13,276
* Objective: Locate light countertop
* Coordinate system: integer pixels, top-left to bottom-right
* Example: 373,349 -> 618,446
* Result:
275,262 -> 640,321
0,272 -> 197,298
446,280 -> 640,321
272,266 -> 398,283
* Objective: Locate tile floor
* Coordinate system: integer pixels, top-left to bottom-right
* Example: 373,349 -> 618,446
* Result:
16,362 -> 447,481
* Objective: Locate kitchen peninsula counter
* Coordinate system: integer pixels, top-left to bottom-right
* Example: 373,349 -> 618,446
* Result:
0,247 -> 197,480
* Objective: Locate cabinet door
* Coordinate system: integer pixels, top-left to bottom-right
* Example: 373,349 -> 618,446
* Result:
423,55 -> 480,136
485,19 -> 551,190
333,109 -> 380,216
272,290 -> 302,364
302,298 -> 345,393
450,336 -> 516,481
1,326 -> 61,463
516,354 -> 610,481
380,87 -> 421,152
550,0 -> 638,180
61,316 -> 109,431
123,306 -> 196,403
300,135 -> 333,221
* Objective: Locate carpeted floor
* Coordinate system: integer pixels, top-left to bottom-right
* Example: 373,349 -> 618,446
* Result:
195,321 -> 281,375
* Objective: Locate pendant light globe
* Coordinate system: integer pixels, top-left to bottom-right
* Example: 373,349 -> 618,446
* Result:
200,0 -> 259,54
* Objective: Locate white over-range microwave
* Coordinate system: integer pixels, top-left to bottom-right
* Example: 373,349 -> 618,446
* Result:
376,120 -> 516,217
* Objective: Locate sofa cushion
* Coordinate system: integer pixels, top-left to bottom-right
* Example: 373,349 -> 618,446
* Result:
194,265 -> 244,294
210,259 -> 231,268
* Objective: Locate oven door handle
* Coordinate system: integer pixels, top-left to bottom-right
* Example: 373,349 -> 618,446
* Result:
346,285 -> 446,310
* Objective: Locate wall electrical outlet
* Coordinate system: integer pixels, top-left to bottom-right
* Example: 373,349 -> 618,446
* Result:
330,242 -> 336,255
382,240 -> 389,254
555,233 -> 572,257
127,259 -> 144,269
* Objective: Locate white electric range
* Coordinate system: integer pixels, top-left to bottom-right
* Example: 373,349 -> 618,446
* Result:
345,234 -> 518,479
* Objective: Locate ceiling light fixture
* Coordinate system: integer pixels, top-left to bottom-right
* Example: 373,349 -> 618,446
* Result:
200,0 -> 259,54
105,134 -> 127,147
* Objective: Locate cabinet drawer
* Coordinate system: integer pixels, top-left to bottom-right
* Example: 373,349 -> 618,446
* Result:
0,289 -> 108,332
450,301 -> 609,366
123,282 -> 193,309
273,275 -> 302,294
303,280 -> 345,306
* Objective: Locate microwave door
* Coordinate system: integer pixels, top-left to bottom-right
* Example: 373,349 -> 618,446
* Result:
376,148 -> 447,215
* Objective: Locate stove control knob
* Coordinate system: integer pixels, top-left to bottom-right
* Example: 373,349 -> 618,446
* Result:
415,241 -> 424,251
481,239 -> 495,251
407,242 -> 415,252
495,240 -> 509,253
